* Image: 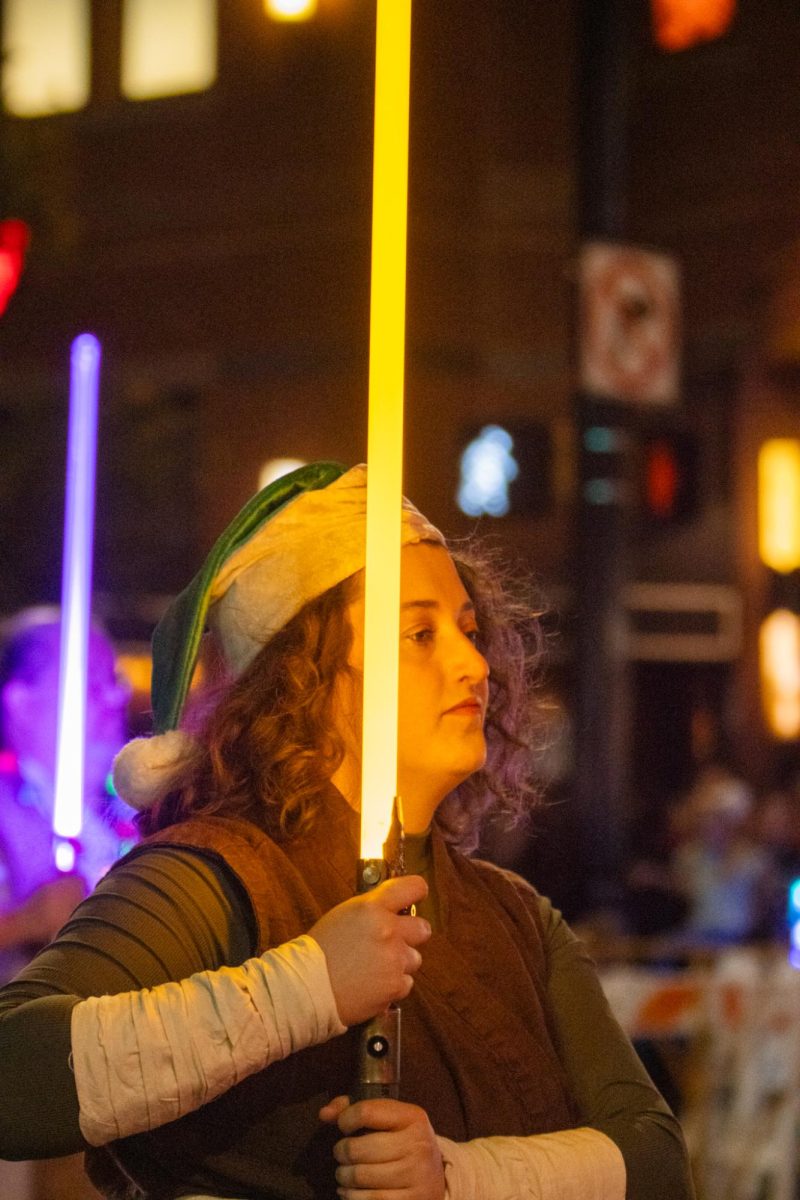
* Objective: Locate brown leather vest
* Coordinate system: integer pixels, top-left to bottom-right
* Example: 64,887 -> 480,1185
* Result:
89,793 -> 577,1199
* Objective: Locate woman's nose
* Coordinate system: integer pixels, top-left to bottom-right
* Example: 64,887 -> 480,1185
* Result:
455,634 -> 489,683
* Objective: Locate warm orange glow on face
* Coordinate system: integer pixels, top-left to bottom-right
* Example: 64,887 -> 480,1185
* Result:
652,0 -> 736,52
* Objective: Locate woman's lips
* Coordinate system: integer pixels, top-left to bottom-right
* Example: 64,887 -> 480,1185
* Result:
444,700 -> 482,716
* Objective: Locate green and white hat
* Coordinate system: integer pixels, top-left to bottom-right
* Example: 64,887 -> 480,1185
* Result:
113,461 -> 444,809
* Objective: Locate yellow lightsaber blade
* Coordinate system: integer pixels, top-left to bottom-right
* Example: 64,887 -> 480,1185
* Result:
360,0 -> 412,862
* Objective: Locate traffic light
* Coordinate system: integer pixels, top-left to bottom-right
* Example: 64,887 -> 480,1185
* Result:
639,429 -> 698,525
651,0 -> 737,52
0,219 -> 29,315
456,423 -> 552,519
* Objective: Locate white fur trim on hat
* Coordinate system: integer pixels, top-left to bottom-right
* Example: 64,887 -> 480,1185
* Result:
112,731 -> 197,811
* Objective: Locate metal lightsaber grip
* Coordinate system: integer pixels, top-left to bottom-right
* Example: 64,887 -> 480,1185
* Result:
355,852 -> 403,1101
356,1002 -> 401,1101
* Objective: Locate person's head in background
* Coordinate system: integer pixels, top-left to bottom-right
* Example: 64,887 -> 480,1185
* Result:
0,607 -> 130,799
687,764 -> 753,854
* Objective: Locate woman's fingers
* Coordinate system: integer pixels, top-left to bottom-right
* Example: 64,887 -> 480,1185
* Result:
319,1094 -> 351,1124
336,1160 -> 416,1189
324,1099 -> 445,1200
407,946 -> 422,972
334,1130 -> 406,1166
336,1189 -> 409,1200
398,916 -> 432,948
334,1098 -> 418,1136
372,875 -> 428,914
308,879 -> 431,1025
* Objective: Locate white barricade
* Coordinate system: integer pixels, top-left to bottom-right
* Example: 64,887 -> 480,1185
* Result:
601,948 -> 800,1200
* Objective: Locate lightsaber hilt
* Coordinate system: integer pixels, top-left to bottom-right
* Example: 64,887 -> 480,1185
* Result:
355,852 -> 403,1101
356,1004 -> 400,1101
358,857 -> 391,891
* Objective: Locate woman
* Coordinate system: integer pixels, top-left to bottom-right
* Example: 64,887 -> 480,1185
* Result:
0,610 -> 133,980
0,463 -> 695,1199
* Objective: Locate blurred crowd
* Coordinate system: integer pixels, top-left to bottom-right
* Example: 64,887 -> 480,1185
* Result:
624,763 -> 800,952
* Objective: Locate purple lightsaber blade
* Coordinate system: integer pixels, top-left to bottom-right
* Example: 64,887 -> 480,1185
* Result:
52,334 -> 101,869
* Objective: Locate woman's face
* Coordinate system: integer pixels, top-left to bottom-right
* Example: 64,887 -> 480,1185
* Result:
342,542 -> 490,825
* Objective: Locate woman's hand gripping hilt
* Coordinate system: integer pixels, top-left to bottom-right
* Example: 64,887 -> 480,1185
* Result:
355,798 -> 406,1101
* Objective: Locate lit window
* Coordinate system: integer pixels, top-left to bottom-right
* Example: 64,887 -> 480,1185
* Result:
121,0 -> 217,101
2,0 -> 90,117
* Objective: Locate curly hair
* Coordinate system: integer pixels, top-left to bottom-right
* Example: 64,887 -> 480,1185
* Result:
139,543 -> 546,852
440,546 -> 545,851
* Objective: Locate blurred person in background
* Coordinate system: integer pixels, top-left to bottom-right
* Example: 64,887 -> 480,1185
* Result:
669,764 -> 772,947
752,786 -> 800,941
0,608 -> 135,980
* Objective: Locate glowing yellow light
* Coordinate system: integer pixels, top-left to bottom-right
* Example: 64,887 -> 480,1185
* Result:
360,0 -> 412,862
758,439 -> 800,574
116,652 -> 152,697
117,651 -> 204,696
760,609 -> 800,740
259,457 -> 307,490
264,0 -> 317,21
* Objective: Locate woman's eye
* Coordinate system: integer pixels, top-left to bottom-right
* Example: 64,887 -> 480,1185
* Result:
409,627 -> 434,644
464,628 -> 481,646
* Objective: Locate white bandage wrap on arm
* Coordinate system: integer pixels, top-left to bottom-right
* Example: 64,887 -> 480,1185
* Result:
437,1126 -> 626,1200
71,933 -> 346,1146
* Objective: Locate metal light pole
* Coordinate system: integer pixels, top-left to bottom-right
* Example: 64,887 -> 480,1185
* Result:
573,0 -> 638,912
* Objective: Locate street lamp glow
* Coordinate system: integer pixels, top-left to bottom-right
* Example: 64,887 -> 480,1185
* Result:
264,0 -> 317,21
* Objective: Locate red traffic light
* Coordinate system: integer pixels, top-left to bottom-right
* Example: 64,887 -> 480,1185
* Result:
641,431 -> 698,524
652,0 -> 736,52
0,219 -> 30,315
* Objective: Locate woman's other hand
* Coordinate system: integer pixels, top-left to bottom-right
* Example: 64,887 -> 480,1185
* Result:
320,1095 -> 445,1200
309,875 -> 431,1025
